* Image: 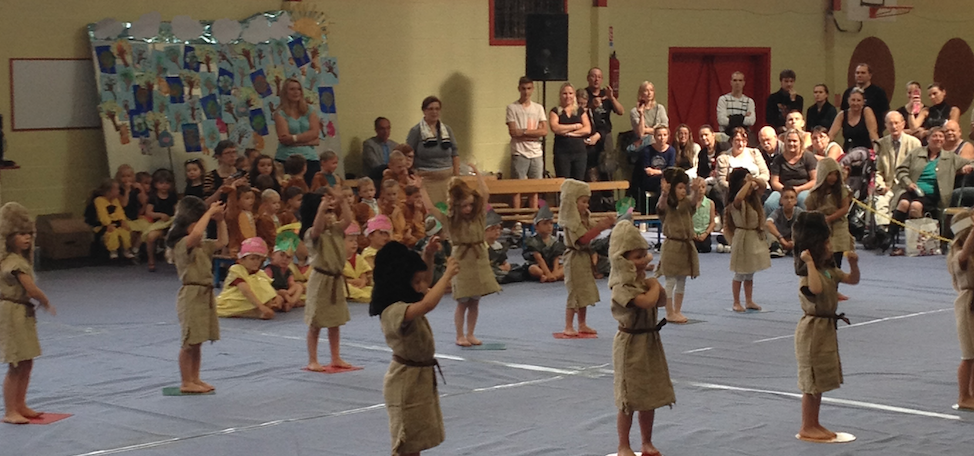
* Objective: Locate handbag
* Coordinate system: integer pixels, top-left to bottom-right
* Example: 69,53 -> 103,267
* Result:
905,217 -> 941,257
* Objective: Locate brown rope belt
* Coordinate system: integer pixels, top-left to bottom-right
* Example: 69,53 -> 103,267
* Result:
805,312 -> 850,330
454,242 -> 483,260
314,267 -> 351,299
3,296 -> 35,317
183,282 -> 214,289
392,354 -> 445,386
618,318 -> 667,334
664,236 -> 697,270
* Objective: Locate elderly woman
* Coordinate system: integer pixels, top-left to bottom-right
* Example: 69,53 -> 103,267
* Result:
807,126 -> 843,161
716,127 -> 770,197
406,96 -> 459,205
274,78 -> 321,184
764,129 -> 818,214
630,81 -> 668,140
829,87 -> 879,152
887,127 -> 973,256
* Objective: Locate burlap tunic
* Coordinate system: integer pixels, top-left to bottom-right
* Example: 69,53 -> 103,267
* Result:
304,225 -> 350,328
658,198 -> 700,278
728,204 -> 771,274
948,249 -> 974,359
381,302 -> 444,454
449,212 -> 501,300
173,238 -> 220,347
794,268 -> 846,394
611,278 -> 675,413
805,186 -> 853,253
0,254 -> 40,366
564,216 -> 600,309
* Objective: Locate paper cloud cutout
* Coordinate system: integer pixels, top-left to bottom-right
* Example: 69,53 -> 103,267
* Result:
241,16 -> 272,44
93,18 -> 125,40
211,18 -> 242,43
267,13 -> 294,40
129,12 -> 161,40
171,15 -> 204,41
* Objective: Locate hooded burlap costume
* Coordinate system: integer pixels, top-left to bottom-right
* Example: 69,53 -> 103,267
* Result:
657,168 -> 700,278
804,157 -> 853,253
560,179 -> 600,308
0,203 -> 40,366
609,220 -> 675,413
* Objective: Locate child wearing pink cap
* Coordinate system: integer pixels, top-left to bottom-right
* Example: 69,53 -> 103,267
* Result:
343,223 -> 373,302
215,237 -> 281,319
362,214 -> 393,269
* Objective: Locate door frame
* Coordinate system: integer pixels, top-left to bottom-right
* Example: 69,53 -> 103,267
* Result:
667,47 -> 772,130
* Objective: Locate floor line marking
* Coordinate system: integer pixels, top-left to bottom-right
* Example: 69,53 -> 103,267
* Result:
684,381 -> 960,421
752,308 -> 951,344
684,347 -> 713,354
472,376 -> 564,392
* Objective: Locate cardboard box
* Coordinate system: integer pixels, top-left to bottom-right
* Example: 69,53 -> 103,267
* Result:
36,213 -> 93,260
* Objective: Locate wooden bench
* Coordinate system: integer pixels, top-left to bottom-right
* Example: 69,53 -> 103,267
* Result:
502,212 -> 662,246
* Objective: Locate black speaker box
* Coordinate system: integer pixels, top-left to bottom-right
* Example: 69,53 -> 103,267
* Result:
525,14 -> 568,81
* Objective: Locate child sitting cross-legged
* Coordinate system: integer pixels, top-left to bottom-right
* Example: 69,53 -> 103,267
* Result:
523,204 -> 566,282
343,222 -> 373,302
216,237 -> 281,319
264,232 -> 304,311
485,208 -> 526,284
362,214 -> 393,269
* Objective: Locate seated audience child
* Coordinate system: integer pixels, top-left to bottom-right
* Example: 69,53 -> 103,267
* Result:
414,215 -> 451,285
341,185 -> 356,210
292,238 -> 310,300
216,237 -> 281,319
382,151 -> 412,200
249,154 -> 281,193
378,179 -> 406,242
311,149 -> 344,191
343,222 -> 373,302
126,170 -> 153,248
766,186 -> 803,257
280,186 -> 303,226
244,148 -> 261,167
264,232 -> 304,311
523,205 -> 567,282
87,179 -> 136,260
357,177 -> 379,215
282,154 -> 309,193
486,208 -> 525,284
143,169 -> 178,271
691,177 -> 717,253
256,189 -> 282,248
235,156 -> 250,174
253,174 -> 278,193
402,185 -> 426,248
226,182 -> 258,256
362,214 -> 392,269
184,159 -> 206,199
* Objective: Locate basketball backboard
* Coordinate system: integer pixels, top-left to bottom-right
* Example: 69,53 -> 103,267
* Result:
845,0 -> 912,22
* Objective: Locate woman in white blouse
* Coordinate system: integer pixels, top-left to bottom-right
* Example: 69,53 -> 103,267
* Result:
629,81 -> 668,139
715,127 -> 770,194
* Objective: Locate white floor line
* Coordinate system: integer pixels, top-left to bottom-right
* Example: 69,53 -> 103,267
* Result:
684,347 -> 713,354
752,307 -> 952,344
684,381 -> 961,421
472,376 -> 564,392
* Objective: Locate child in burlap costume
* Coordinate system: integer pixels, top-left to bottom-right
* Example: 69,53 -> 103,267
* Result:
656,167 -> 700,324
560,178 -> 615,336
724,168 -> 771,313
946,209 -> 974,411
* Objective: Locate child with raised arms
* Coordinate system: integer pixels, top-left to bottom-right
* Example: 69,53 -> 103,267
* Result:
724,168 -> 771,312
946,209 -> 974,411
609,219 -> 672,456
560,178 -> 615,336
301,186 -> 353,371
165,197 -> 226,394
656,167 -> 699,324
793,211 -> 859,442
1,203 -> 55,423
370,241 -> 459,455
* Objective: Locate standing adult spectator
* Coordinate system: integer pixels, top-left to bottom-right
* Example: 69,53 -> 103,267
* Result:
888,127 -> 973,256
806,84 -> 837,131
841,63 -> 890,134
874,111 -> 921,226
765,129 -> 817,214
715,127 -> 769,194
362,117 -> 398,177
716,72 -> 756,136
829,88 -> 879,152
782,111 -> 812,146
584,67 -> 625,160
274,77 -> 321,185
915,83 -> 962,143
673,124 -> 701,175
698,125 -> 728,214
807,126 -> 843,161
896,81 -> 925,137
549,83 -> 590,181
766,69 -> 803,132
506,76 -> 548,209
757,126 -> 783,168
630,81 -> 668,139
406,96 -> 459,205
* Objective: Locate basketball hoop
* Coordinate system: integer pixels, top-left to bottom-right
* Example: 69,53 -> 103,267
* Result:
869,5 -> 913,18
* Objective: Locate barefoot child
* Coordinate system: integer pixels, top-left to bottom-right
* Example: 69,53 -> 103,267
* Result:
560,178 -> 615,336
301,187 -> 353,371
804,157 -> 852,268
656,167 -> 700,324
370,241 -> 459,455
946,210 -> 974,411
265,232 -> 305,310
1,203 -> 55,424
724,169 -> 771,313
609,220 -> 673,456
793,211 -> 860,442
165,197 -> 227,394
216,238 -> 281,318
343,223 -> 374,303
437,168 -> 501,346
523,205 -> 566,282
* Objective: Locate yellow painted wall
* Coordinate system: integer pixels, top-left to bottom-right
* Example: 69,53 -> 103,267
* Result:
2,0 -> 972,216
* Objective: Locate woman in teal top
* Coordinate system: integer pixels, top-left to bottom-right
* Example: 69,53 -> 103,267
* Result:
275,77 -> 322,184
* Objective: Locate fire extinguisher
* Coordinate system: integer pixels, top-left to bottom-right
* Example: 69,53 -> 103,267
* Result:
608,27 -> 620,98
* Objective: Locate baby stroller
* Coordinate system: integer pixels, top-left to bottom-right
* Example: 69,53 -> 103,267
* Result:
839,147 -> 874,241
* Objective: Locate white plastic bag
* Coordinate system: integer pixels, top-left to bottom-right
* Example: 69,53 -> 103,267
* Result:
905,217 -> 941,257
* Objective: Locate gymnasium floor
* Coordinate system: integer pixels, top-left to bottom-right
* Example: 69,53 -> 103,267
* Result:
2,238 -> 973,456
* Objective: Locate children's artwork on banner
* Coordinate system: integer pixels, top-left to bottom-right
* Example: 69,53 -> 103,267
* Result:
182,123 -> 202,152
88,10 -> 341,190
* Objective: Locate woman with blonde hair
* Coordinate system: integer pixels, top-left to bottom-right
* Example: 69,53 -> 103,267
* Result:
630,81 -> 668,139
274,77 -> 321,184
549,83 -> 591,180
